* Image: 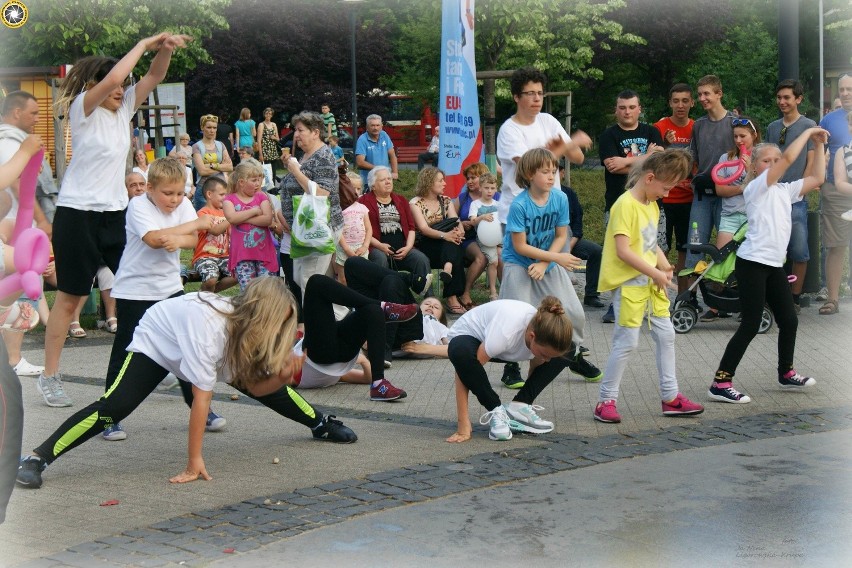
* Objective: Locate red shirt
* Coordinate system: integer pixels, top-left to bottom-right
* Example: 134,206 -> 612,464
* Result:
654,117 -> 694,204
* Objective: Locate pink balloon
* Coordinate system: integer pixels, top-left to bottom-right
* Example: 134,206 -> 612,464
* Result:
711,145 -> 751,186
1,149 -> 48,300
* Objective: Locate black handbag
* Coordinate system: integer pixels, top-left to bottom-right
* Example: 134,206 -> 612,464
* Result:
415,198 -> 459,244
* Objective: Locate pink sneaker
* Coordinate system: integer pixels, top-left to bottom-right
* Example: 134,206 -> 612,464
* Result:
381,302 -> 419,323
662,393 -> 705,416
0,301 -> 39,332
593,400 -> 621,423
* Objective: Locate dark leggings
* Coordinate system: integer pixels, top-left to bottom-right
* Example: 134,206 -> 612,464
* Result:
279,252 -> 304,323
35,351 -> 322,465
717,256 -> 798,376
302,274 -> 386,382
0,340 -> 22,523
344,256 -> 423,350
448,335 -> 568,411
416,237 -> 465,298
106,292 -> 195,406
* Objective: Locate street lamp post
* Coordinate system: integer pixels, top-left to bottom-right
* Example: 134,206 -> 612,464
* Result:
344,0 -> 364,139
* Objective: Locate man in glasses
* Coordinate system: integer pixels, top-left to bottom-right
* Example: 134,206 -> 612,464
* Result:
766,80 -> 816,313
685,75 -> 735,303
598,89 -> 664,322
816,73 -> 852,314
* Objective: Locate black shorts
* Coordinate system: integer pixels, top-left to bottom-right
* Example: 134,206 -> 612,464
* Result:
662,202 -> 692,253
52,206 -> 126,296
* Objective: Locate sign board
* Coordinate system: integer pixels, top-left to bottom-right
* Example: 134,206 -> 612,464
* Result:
147,82 -> 187,137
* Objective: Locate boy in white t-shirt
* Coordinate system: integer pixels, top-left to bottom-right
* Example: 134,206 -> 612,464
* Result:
468,172 -> 501,300
103,157 -> 215,441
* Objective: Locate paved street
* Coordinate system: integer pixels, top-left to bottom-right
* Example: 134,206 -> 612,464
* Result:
1,296 -> 851,567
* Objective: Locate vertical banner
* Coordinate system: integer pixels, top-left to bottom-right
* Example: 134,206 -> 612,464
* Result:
439,0 -> 484,197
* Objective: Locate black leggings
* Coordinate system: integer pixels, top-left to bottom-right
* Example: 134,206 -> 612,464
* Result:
279,252 -> 304,323
302,274 -> 386,382
344,256 -> 423,350
106,292 -> 195,407
717,256 -> 798,376
448,335 -> 568,411
416,237 -> 465,298
34,351 -> 323,465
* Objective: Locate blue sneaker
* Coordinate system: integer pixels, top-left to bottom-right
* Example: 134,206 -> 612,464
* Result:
102,422 -> 127,441
206,410 -> 227,432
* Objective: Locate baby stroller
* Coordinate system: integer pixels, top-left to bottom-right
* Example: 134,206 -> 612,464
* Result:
670,223 -> 774,334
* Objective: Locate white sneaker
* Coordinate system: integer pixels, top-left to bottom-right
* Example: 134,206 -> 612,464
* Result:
37,373 -> 73,407
479,407 -> 513,441
841,209 -> 852,221
815,287 -> 829,302
157,373 -> 180,391
504,403 -> 554,433
13,357 -> 44,377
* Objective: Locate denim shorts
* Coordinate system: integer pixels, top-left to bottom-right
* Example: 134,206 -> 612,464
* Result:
718,212 -> 747,235
787,201 -> 809,262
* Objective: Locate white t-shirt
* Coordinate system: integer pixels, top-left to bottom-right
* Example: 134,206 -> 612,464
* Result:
0,124 -> 27,195
132,166 -> 149,182
111,193 -> 197,300
447,299 -> 536,362
419,314 -> 449,346
57,86 -> 137,212
292,338 -> 357,389
737,170 -> 804,267
496,113 -> 569,220
468,198 -> 499,223
128,293 -> 232,391
184,166 -> 194,195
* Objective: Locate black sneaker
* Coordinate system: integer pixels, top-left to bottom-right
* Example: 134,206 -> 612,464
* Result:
601,304 -> 615,323
583,296 -> 605,308
410,272 -> 433,296
565,351 -> 603,382
312,415 -> 358,443
16,456 -> 46,489
700,309 -> 719,322
501,362 -> 524,389
778,370 -> 816,390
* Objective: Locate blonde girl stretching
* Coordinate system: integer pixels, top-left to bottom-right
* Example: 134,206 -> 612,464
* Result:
40,33 -> 190,408
16,277 -> 358,489
223,159 -> 279,290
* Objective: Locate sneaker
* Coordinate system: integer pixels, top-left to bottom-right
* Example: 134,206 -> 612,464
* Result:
601,304 -> 615,323
206,410 -> 227,432
479,407 -> 513,441
778,369 -> 816,390
102,423 -> 127,441
16,456 -> 47,488
13,357 -> 44,377
815,287 -> 829,302
708,381 -> 752,404
583,296 -> 605,308
593,400 -> 621,423
662,393 -> 705,416
504,403 -> 554,433
841,209 -> 852,221
410,272 -> 433,296
382,301 -> 419,322
501,362 -> 525,389
37,373 -> 72,407
369,379 -> 407,401
565,350 -> 603,382
312,415 -> 358,443
157,373 -> 180,391
700,309 -> 719,322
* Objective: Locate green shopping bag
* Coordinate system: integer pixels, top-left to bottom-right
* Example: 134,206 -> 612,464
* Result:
291,180 -> 336,259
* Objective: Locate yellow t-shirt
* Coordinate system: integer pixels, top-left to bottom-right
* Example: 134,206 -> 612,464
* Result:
600,191 -> 660,292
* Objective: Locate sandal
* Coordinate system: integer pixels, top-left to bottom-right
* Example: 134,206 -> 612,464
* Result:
98,317 -> 118,334
0,301 -> 40,332
446,301 -> 467,315
819,300 -> 839,315
460,295 -> 475,310
68,321 -> 87,339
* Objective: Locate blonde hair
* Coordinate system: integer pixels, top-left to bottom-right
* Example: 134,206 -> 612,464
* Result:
215,277 -> 299,391
414,166 -> 445,198
54,56 -> 120,116
479,172 -> 498,187
741,143 -> 781,186
528,296 -> 573,353
625,149 -> 692,190
229,158 -> 265,193
515,148 -> 558,189
147,156 -> 187,187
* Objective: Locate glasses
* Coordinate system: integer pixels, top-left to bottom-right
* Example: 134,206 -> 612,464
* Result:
732,118 -> 756,133
519,91 -> 545,99
778,125 -> 789,146
201,114 -> 219,123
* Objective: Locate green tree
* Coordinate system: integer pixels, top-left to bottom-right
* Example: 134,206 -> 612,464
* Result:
0,0 -> 229,77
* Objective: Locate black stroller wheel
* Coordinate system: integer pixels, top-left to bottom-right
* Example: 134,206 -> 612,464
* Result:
671,305 -> 698,334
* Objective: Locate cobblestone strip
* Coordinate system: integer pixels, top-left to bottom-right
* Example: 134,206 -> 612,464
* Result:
16,407 -> 852,568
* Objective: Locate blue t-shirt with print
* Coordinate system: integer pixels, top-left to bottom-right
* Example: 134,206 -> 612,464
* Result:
356,130 -> 395,187
502,189 -> 569,272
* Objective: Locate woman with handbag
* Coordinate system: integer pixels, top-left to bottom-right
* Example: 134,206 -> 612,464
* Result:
276,111 -> 342,304
410,167 -> 467,314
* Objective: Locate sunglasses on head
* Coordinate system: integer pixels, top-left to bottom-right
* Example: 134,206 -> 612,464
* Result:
202,114 -> 219,123
732,118 -> 756,132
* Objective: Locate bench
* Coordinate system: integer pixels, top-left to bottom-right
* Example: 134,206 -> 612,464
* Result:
396,146 -> 428,164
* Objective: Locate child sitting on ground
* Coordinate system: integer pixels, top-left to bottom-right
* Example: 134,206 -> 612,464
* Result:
468,172 -> 501,301
192,177 -> 236,293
